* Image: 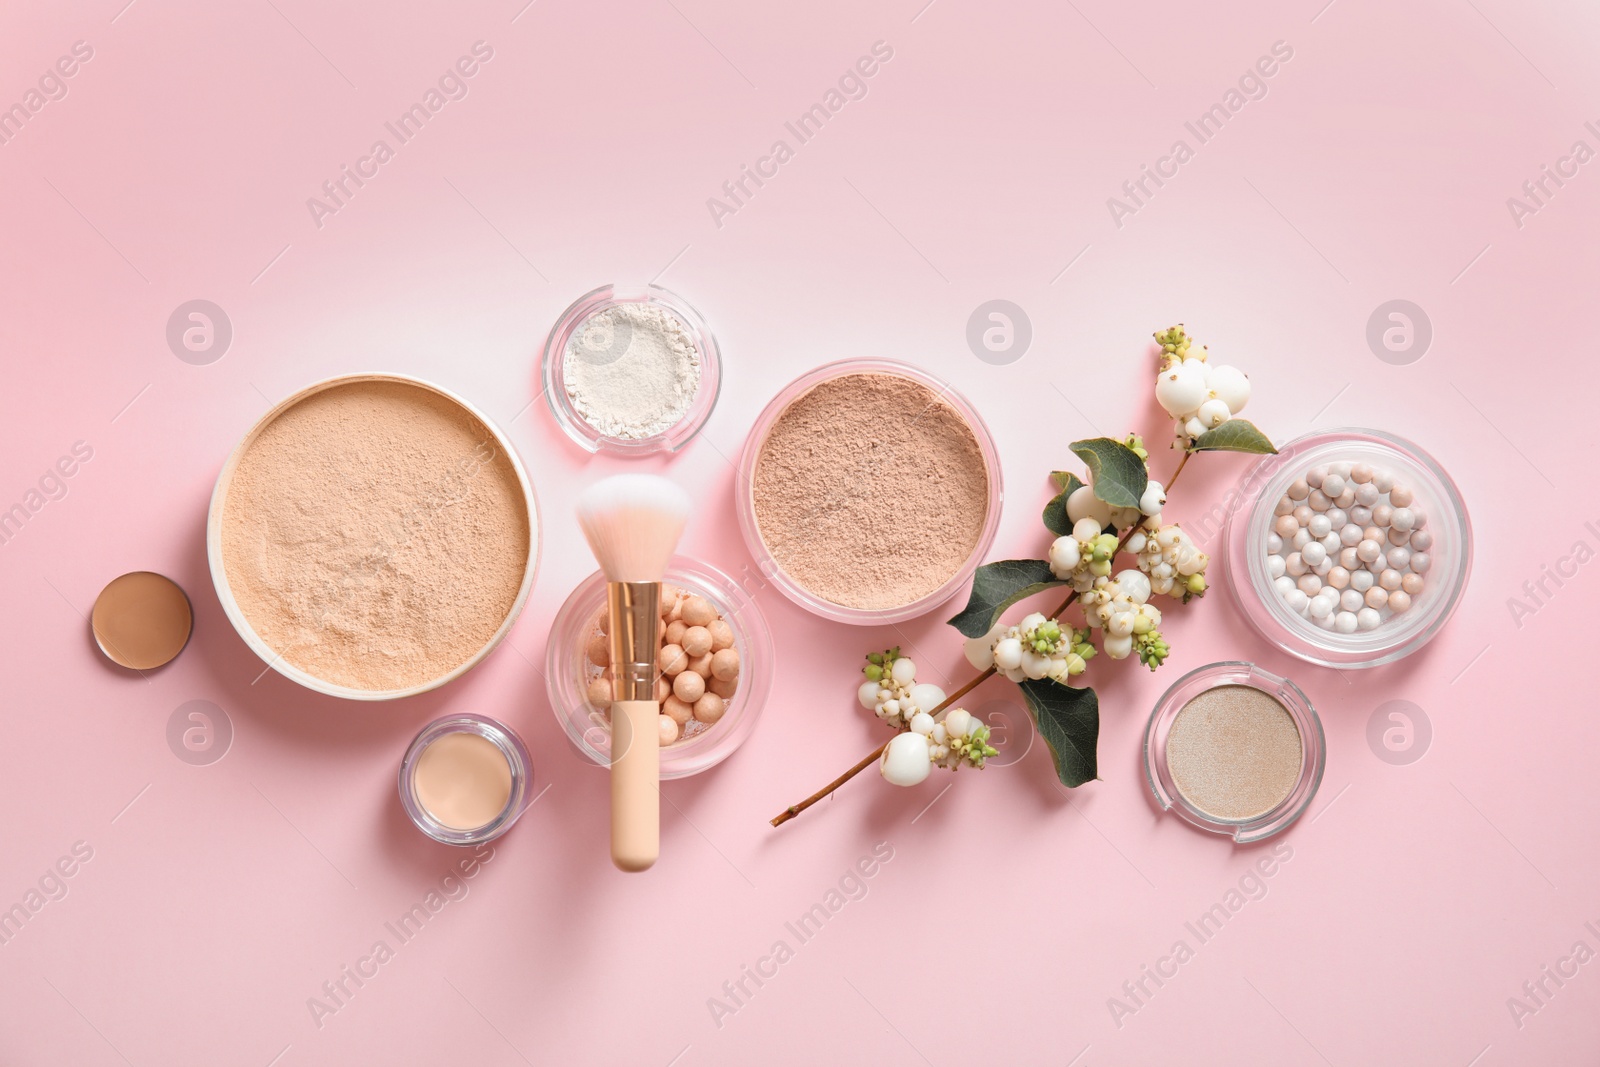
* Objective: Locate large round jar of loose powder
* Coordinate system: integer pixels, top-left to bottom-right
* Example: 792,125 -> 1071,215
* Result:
208,375 -> 538,700
737,360 -> 1001,624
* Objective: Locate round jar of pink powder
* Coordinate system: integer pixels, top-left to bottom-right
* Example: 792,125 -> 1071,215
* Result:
736,359 -> 1003,625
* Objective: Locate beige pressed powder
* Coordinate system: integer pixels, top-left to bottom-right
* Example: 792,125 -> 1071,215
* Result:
750,371 -> 991,611
413,732 -> 514,830
218,378 -> 532,693
1165,685 -> 1303,821
91,571 -> 193,669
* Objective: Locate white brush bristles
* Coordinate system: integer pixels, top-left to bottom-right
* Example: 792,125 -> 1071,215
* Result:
575,474 -> 692,583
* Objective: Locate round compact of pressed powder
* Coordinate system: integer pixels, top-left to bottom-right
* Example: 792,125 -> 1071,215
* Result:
90,571 -> 193,670
735,359 -> 1002,624
208,374 -> 539,701
1145,661 -> 1324,843
399,714 -> 532,845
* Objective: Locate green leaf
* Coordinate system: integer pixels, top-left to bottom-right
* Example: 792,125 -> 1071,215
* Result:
946,560 -> 1069,639
1069,438 -> 1148,509
1019,678 -> 1099,787
1042,472 -> 1085,537
1189,419 -> 1278,455
1049,470 -> 1083,494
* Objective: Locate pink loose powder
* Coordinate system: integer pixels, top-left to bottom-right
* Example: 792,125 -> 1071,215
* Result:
751,372 -> 990,611
220,379 -> 532,692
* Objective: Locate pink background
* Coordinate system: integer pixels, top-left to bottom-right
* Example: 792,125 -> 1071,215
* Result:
1,0 -> 1594,1063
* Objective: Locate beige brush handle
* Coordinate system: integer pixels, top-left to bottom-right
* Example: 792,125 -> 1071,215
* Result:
610,698 -> 659,871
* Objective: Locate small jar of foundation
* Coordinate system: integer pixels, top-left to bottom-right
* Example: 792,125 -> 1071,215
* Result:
546,557 -> 772,779
399,714 -> 533,845
1223,427 -> 1472,669
1144,661 -> 1324,844
541,284 -> 722,456
735,359 -> 1003,625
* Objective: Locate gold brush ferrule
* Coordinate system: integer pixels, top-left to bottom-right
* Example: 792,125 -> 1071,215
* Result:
606,581 -> 661,702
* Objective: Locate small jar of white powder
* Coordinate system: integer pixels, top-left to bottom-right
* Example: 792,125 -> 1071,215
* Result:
542,285 -> 721,455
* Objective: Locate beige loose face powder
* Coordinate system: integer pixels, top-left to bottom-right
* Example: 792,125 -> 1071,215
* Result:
1165,685 -> 1303,821
219,378 -> 533,693
750,371 -> 991,611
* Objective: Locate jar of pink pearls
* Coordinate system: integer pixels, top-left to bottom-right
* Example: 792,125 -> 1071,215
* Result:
1224,428 -> 1472,668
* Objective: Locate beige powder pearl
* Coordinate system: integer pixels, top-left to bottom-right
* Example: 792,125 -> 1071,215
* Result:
709,674 -> 737,699
693,693 -> 726,724
687,651 -> 714,678
664,620 -> 688,646
667,598 -> 684,623
654,675 -> 672,703
659,643 -> 688,676
586,677 -> 612,709
682,625 -> 713,657
659,585 -> 680,616
682,596 -> 717,627
711,648 -> 740,681
673,670 -> 706,703
707,619 -> 735,651
662,695 -> 693,725
658,714 -> 680,745
586,632 -> 609,667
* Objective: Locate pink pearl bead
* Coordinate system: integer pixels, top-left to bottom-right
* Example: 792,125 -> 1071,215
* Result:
1351,463 -> 1373,483
1401,573 -> 1424,595
1379,568 -> 1402,591
1275,496 -> 1295,517
1387,590 -> 1412,613
1411,530 -> 1434,551
1286,552 -> 1308,576
1387,527 -> 1411,546
1298,574 -> 1322,595
1306,466 -> 1327,487
1336,488 -> 1356,509
1363,526 -> 1384,544
1389,485 -> 1414,508
1357,539 -> 1381,563
1287,478 -> 1309,500
1371,504 -> 1393,527
1365,586 -> 1389,609
1308,490 -> 1331,511
1339,547 -> 1360,569
1274,515 -> 1299,538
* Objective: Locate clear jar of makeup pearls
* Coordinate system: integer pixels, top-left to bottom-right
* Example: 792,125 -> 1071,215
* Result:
545,557 -> 772,779
1223,428 -> 1472,668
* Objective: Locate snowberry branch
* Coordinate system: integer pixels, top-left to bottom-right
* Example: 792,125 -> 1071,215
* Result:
769,448 -> 1195,828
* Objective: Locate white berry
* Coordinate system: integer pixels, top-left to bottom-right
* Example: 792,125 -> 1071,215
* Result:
880,732 -> 932,787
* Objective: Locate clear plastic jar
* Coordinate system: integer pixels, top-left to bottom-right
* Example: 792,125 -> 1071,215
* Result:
734,359 -> 1003,625
1223,427 -> 1472,669
1144,661 -> 1324,844
399,714 -> 534,846
540,284 -> 721,456
545,557 -> 771,779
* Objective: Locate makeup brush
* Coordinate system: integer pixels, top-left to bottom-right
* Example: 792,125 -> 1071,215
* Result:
575,474 -> 691,872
